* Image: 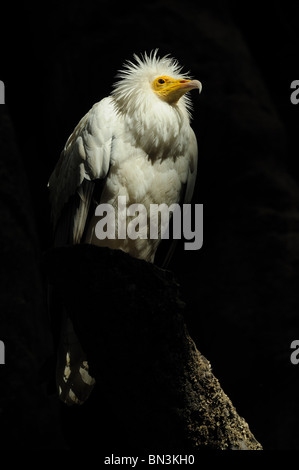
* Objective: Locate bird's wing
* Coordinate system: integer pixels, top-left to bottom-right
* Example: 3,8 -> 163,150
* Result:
183,128 -> 198,205
48,97 -> 119,405
161,128 -> 198,268
48,96 -> 117,245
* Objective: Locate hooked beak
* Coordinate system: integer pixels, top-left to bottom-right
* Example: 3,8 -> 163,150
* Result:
163,78 -> 202,104
181,79 -> 202,94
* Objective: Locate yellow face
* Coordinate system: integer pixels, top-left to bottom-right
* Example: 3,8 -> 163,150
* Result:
152,75 -> 195,104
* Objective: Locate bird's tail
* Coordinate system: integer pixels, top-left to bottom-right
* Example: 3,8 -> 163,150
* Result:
56,313 -> 96,405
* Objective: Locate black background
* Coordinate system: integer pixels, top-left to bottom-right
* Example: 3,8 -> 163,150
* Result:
1,0 -> 299,451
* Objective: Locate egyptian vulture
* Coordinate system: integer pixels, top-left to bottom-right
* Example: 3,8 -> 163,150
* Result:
48,50 -> 201,405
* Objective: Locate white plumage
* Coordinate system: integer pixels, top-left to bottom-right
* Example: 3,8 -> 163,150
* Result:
48,50 -> 201,404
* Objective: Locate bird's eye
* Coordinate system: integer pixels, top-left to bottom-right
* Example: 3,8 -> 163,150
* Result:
158,78 -> 165,84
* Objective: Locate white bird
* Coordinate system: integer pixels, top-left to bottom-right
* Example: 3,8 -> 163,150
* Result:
48,50 -> 201,405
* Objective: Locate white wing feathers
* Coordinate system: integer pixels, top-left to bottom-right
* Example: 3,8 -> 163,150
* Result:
48,97 -> 116,245
160,129 -> 197,268
184,129 -> 198,205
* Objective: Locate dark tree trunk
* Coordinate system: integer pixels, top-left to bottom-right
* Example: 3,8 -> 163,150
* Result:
45,244 -> 262,452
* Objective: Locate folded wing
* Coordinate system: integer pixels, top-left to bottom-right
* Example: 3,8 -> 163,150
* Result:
48,96 -> 117,245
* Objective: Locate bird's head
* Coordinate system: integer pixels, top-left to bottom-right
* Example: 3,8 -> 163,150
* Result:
112,50 -> 202,117
111,50 -> 201,157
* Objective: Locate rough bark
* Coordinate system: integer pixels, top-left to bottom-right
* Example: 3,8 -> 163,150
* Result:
45,244 -> 262,452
